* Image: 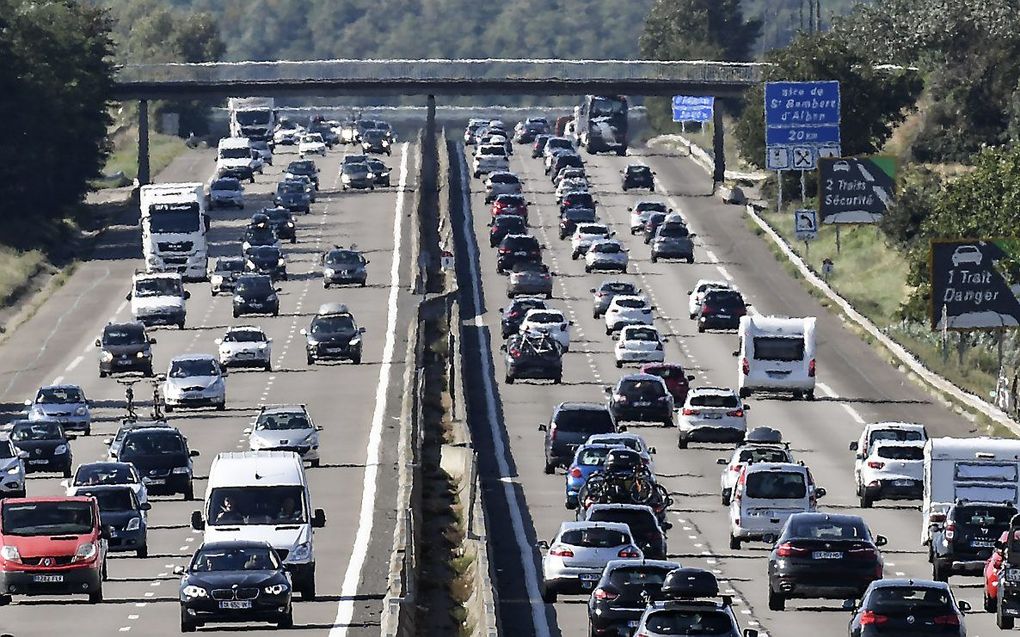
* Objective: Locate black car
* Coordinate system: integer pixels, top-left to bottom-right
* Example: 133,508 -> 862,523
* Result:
768,512 -> 886,610
77,485 -> 150,557
232,274 -> 280,318
539,402 -> 617,473
8,420 -> 74,477
244,245 -> 287,281
588,560 -> 681,637
321,248 -> 369,287
302,303 -> 365,365
285,160 -> 319,189
273,180 -> 311,214
623,164 -> 655,191
931,501 -> 1016,581
97,321 -> 155,377
607,374 -> 674,426
499,297 -> 547,338
586,504 -> 667,559
489,215 -> 527,248
366,158 -> 392,186
532,134 -> 550,158
242,223 -> 279,255
262,206 -> 296,243
559,207 -> 598,240
559,191 -> 596,216
496,234 -> 542,274
642,212 -> 668,244
361,128 -> 391,155
549,153 -> 584,180
178,540 -> 293,632
501,332 -> 562,384
848,579 -> 968,637
118,426 -> 199,499
697,289 -> 748,332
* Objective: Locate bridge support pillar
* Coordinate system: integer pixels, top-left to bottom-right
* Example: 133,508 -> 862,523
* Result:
426,94 -> 436,139
138,99 -> 151,186
711,102 -> 725,188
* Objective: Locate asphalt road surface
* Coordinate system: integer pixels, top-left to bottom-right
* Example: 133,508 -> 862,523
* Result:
0,141 -> 417,636
451,139 -> 1003,637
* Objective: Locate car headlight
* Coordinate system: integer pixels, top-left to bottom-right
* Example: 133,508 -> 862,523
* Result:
349,336 -> 361,347
233,294 -> 243,303
136,351 -> 148,359
182,585 -> 208,598
264,583 -> 289,595
288,542 -> 311,562
125,517 -> 142,531
249,436 -> 265,449
73,542 -> 97,562
172,466 -> 190,474
54,444 -> 68,455
6,465 -> 19,475
267,293 -> 278,302
323,267 -> 335,276
287,221 -> 294,227
367,172 -> 376,179
75,406 -> 87,416
100,351 -> 114,362
341,174 -> 351,182
277,258 -> 285,266
1,545 -> 21,562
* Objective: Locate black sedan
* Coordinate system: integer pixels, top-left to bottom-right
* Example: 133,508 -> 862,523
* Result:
559,207 -> 597,239
8,420 -> 74,477
76,485 -> 150,558
245,246 -> 288,281
847,579 -> 968,637
622,164 -> 655,191
768,512 -> 886,611
697,289 -> 748,332
285,160 -> 319,189
274,181 -> 311,214
499,297 -> 547,338
302,309 -> 365,365
177,540 -> 293,632
263,206 -> 296,243
588,560 -> 680,637
489,215 -> 527,248
232,274 -> 280,318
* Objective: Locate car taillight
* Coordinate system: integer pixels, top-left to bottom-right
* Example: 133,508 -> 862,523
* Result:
775,542 -> 810,558
702,305 -> 713,314
569,467 -> 583,479
499,248 -> 511,254
509,348 -> 522,358
593,588 -> 619,601
866,460 -> 885,469
549,546 -> 574,557
726,409 -> 744,417
741,357 -> 750,375
682,408 -> 700,416
945,522 -> 956,540
933,614 -> 960,626
808,358 -> 816,377
859,610 -> 889,626
618,546 -> 641,558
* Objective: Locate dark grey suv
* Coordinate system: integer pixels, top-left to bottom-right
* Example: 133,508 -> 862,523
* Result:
538,402 -> 617,474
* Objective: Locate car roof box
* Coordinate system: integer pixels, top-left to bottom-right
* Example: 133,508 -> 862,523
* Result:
660,568 -> 719,599
745,427 -> 783,445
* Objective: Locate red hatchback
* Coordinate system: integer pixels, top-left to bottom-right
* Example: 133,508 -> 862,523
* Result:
640,363 -> 695,404
491,194 -> 529,223
985,530 -> 1011,612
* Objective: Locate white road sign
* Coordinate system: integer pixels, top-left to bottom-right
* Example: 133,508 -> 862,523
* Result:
766,147 -> 790,170
794,208 -> 818,242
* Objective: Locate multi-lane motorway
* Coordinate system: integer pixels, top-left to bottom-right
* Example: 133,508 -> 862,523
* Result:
451,139 -> 1003,637
0,142 -> 416,635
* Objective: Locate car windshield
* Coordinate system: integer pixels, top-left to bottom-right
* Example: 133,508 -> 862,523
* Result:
288,161 -> 314,173
191,545 -> 281,572
745,471 -> 806,499
208,486 -> 307,526
103,325 -> 145,346
121,431 -> 185,456
81,489 -> 135,512
559,528 -> 629,547
215,260 -> 244,273
236,277 -> 272,295
690,393 -> 739,408
278,182 -> 305,194
625,328 -> 658,342
169,359 -> 218,378
266,210 -> 291,222
637,202 -> 667,213
36,387 -> 82,404
497,195 -> 525,206
875,445 -> 924,460
547,138 -> 572,150
302,134 -> 323,143
866,586 -> 953,613
11,422 -> 62,441
619,380 -> 665,399
738,448 -> 791,464
326,251 -> 362,265
576,222 -> 604,233
311,316 -> 355,334
220,147 -> 251,159
135,278 -> 182,298
658,224 -> 690,238
593,243 -> 621,254
752,337 -> 805,361
224,330 -> 265,343
509,300 -> 544,314
615,298 -> 646,309
590,510 -> 655,534
528,312 -> 561,324
601,283 -> 637,295
503,236 -> 538,249
644,610 -> 733,635
245,226 -> 276,242
74,464 -> 135,486
212,179 -> 241,191
2,501 -> 94,536
578,447 -> 612,465
957,506 -> 1016,526
256,412 -> 312,431
788,518 -> 870,540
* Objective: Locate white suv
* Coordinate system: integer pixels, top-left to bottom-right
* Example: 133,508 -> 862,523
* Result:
677,387 -> 748,448
857,440 -> 925,508
604,295 -> 653,334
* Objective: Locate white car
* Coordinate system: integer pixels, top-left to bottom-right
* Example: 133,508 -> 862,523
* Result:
857,440 -> 925,508
472,144 -> 510,178
571,223 -> 612,259
299,133 -> 327,158
216,325 -> 272,371
584,239 -> 628,273
628,201 -> 671,234
688,279 -> 732,319
677,387 -> 748,448
162,354 -> 227,412
850,421 -> 928,489
556,178 -> 589,202
273,126 -> 302,146
519,308 -> 571,351
604,295 -> 653,334
585,433 -> 656,472
246,404 -> 321,467
717,443 -> 794,505
614,325 -> 666,368
951,244 -> 983,267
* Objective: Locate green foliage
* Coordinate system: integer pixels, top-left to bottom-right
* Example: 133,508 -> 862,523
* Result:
640,0 -> 761,62
879,165 -> 941,248
742,0 -> 863,55
0,0 -> 115,248
734,32 -> 921,169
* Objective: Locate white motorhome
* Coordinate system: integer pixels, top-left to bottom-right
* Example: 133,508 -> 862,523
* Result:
228,97 -> 275,142
191,451 -> 326,600
736,315 -> 816,400
139,183 -> 209,281
922,437 -> 1020,544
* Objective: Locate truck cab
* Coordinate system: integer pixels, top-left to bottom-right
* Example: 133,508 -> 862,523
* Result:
139,183 -> 209,281
128,271 -> 189,329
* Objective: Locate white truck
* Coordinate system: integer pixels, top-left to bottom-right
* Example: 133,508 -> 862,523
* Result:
139,183 -> 209,281
921,437 -> 1020,544
228,97 -> 275,142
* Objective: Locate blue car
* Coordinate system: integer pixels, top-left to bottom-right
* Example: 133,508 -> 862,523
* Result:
564,443 -> 627,510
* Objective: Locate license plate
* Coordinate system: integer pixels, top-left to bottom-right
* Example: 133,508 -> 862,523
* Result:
144,478 -> 165,485
704,414 -> 723,419
28,459 -> 48,465
973,540 -> 995,548
812,551 -> 843,560
717,314 -> 731,319
514,251 -> 528,256
579,574 -> 599,581
33,574 -> 64,583
633,401 -> 650,407
218,600 -> 252,609
893,479 -> 914,487
326,347 -> 343,353
249,302 -> 262,308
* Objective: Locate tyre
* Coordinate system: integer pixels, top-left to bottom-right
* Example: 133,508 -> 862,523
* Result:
88,586 -> 103,604
540,581 -> 557,604
543,459 -> 555,475
181,608 -> 197,632
137,545 -> 148,559
729,535 -> 741,550
99,370 -> 107,378
933,559 -> 950,582
165,404 -> 174,413
307,355 -> 315,365
278,608 -> 294,629
767,586 -> 785,611
738,387 -> 751,399
860,492 -> 872,508
721,491 -> 730,506
178,321 -> 185,330
63,464 -> 72,478
571,252 -> 579,260
505,374 -> 514,384
324,282 -> 330,289
592,311 -> 599,319
651,255 -> 658,264
584,266 -> 591,273
311,458 -> 320,468
615,360 -> 623,369
301,580 -> 316,601
805,390 -> 815,401
184,484 -> 194,501
0,594 -> 10,606
554,375 -> 562,385
290,237 -> 296,244
352,354 -> 362,365
678,436 -> 689,449
697,324 -> 705,333
264,362 -> 272,372
232,309 -> 239,318
84,426 -> 91,437
687,256 -> 695,264
1000,600 -> 1016,629
985,590 -> 997,613
216,401 -> 225,411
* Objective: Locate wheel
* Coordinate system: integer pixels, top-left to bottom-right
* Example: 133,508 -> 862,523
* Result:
687,256 -> 695,264
729,535 -> 741,550
178,321 -> 185,330
554,376 -> 562,385
216,402 -> 225,411
738,387 -> 751,399
584,266 -> 591,273
183,484 -> 194,501
859,492 -> 872,508
352,355 -> 362,365
767,586 -> 785,611
505,374 -> 515,384
99,370 -> 107,378
651,255 -> 658,263
540,581 -> 557,604
571,251 -> 580,260
232,309 -> 239,318
63,464 -> 72,478
615,360 -> 623,369
165,404 -> 174,413
137,545 -> 148,558
697,324 -> 705,333
805,390 -> 815,401
307,355 -> 315,365
0,594 -> 10,606
543,459 -> 555,475
264,363 -> 272,372
678,436 -> 688,449
181,608 -> 197,632
985,590 -> 997,613
84,426 -> 91,437
721,492 -> 730,506
592,311 -> 599,319
290,237 -> 296,244
102,558 -> 108,580
999,600 -> 1015,629
932,559 -> 950,582
689,313 -> 697,320
311,458 -> 320,468
88,586 -> 103,604
278,608 -> 294,629
300,580 -> 316,601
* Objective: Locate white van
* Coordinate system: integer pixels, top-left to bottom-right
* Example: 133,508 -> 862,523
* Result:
728,462 -> 824,549
190,451 -> 326,599
921,437 -> 1020,544
216,137 -> 262,183
736,315 -> 816,400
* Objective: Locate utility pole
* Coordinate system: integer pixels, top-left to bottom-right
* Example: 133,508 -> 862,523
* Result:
816,0 -> 823,32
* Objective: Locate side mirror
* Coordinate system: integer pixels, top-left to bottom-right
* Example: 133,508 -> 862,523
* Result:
316,425 -> 323,431
95,338 -> 102,347
275,287 -> 283,292
220,367 -> 228,377
312,508 -> 327,528
716,458 -> 728,465
243,427 -> 252,434
618,424 -> 628,432
189,449 -> 200,457
686,375 -> 696,381
537,424 -> 548,432
183,291 -> 191,300
149,337 -> 157,344
536,540 -> 549,549
841,599 -> 857,611
815,487 -> 827,498
589,289 -> 596,293
499,344 -> 507,352
848,441 -> 858,451
214,338 -> 223,345
690,233 -> 697,238
875,535 -> 888,547
359,327 -> 366,334
101,525 -> 114,541
958,600 -> 971,613
140,502 -> 152,511
173,565 -> 186,575
300,328 -> 308,335
66,433 -> 77,441
191,511 -> 205,531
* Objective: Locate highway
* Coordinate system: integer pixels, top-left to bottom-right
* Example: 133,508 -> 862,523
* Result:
0,141 -> 417,636
450,139 -> 1003,637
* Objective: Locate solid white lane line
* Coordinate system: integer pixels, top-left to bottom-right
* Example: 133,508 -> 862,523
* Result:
328,142 -> 408,636
454,148 -> 551,637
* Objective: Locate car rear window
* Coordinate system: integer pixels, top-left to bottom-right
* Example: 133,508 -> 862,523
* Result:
578,447 -> 611,465
496,217 -> 526,230
619,380 -> 666,399
869,429 -> 925,445
956,506 -> 1016,526
602,283 -> 637,295
503,236 -> 539,249
491,173 -> 518,183
866,586 -> 953,612
565,210 -> 597,222
690,393 -> 739,408
657,224 -> 689,238
875,446 -> 924,460
788,519 -> 870,540
752,337 -> 805,362
607,566 -> 672,590
554,408 -> 615,432
589,509 -> 656,533
738,448 -> 791,464
644,610 -> 733,635
744,471 -> 806,499
560,528 -> 629,547
704,292 -> 744,307
615,298 -> 646,309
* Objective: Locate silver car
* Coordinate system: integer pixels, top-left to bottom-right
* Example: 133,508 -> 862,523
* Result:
341,162 -> 374,190
0,437 -> 26,498
208,177 -> 245,209
26,384 -> 92,435
216,326 -> 272,371
246,404 -> 322,466
507,262 -> 553,299
585,239 -> 628,273
650,217 -> 696,264
484,171 -> 523,203
677,387 -> 748,448
162,355 -> 227,412
540,521 -> 642,602
591,280 -> 641,319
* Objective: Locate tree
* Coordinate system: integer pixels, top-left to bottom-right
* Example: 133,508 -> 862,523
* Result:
734,32 -> 921,169
640,0 -> 761,62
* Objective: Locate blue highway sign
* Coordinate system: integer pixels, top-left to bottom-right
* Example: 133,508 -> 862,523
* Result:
764,80 -> 841,171
672,95 -> 714,123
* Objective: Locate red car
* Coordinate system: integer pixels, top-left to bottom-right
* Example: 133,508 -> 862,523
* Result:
491,194 -> 529,223
986,530 -> 1011,612
0,496 -> 109,604
640,362 -> 695,404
